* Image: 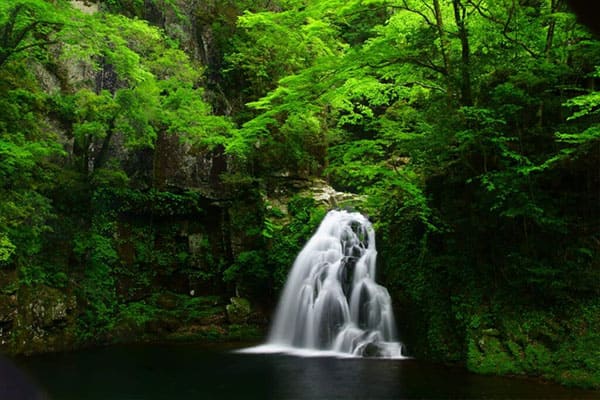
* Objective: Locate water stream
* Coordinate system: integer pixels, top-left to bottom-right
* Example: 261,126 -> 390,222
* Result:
245,210 -> 404,358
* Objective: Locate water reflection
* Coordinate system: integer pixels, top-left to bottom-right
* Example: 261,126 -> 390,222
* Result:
0,355 -> 45,400
12,343 -> 600,400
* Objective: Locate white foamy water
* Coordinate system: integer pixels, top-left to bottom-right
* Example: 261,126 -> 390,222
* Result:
243,210 -> 406,358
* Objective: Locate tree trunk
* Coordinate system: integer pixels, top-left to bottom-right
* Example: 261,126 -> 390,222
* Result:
93,118 -> 116,172
452,0 -> 472,106
433,0 -> 454,102
544,0 -> 562,59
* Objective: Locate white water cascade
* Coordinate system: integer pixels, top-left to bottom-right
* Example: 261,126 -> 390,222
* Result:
245,210 -> 405,358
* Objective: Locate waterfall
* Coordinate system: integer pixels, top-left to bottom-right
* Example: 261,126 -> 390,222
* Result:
244,210 -> 405,358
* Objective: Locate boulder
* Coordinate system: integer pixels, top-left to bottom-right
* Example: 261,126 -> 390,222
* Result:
226,297 -> 252,324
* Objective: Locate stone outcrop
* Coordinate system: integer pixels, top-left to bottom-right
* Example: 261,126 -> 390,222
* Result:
263,176 -> 366,217
10,285 -> 77,355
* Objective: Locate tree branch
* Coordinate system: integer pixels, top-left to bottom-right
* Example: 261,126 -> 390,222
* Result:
465,0 -> 540,58
401,81 -> 446,93
364,55 -> 447,76
339,1 -> 434,26
0,3 -> 64,69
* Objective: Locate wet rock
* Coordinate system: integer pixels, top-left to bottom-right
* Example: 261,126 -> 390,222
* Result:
265,177 -> 365,213
70,0 -> 98,14
362,343 -> 383,357
306,179 -> 365,208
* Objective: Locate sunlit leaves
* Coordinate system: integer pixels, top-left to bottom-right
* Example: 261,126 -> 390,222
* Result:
162,86 -> 234,150
0,0 -> 68,68
0,233 -> 16,263
225,6 -> 345,101
564,77 -> 600,122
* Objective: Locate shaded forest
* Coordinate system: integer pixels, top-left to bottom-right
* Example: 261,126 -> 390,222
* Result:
0,0 -> 598,389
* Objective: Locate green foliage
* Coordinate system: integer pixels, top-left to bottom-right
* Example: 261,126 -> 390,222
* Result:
114,293 -> 225,338
0,234 -> 16,264
468,336 -> 521,375
268,196 -> 327,289
223,250 -> 266,284
117,300 -> 158,329
463,302 -> 600,388
111,189 -> 205,216
0,0 -> 68,69
73,228 -> 119,339
225,7 -> 342,102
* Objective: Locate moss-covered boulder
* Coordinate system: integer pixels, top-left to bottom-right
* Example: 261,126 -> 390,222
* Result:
226,297 -> 252,324
11,285 -> 77,354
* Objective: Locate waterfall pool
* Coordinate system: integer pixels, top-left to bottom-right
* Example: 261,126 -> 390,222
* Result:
12,342 -> 600,399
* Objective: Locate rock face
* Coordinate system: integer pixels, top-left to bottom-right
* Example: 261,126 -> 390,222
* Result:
151,132 -> 226,194
71,1 -> 99,15
263,176 -> 365,217
0,295 -> 17,349
301,178 -> 365,208
11,286 -> 77,355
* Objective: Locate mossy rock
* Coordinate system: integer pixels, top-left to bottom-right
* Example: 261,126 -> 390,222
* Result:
18,285 -> 75,329
226,297 -> 252,324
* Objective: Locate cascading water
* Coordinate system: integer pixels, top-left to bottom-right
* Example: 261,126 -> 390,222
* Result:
245,210 -> 405,358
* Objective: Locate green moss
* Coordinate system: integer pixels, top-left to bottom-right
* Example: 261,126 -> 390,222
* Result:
226,297 -> 252,324
467,336 -> 521,375
164,322 -> 265,343
227,324 -> 264,341
523,343 -> 552,375
463,304 -> 600,389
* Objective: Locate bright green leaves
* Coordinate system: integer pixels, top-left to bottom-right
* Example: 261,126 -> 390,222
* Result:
149,47 -> 201,87
73,89 -> 118,140
225,6 -> 344,101
68,85 -> 159,172
0,139 -> 36,182
0,88 -> 62,269
327,139 -> 389,191
114,83 -> 159,148
556,126 -> 600,145
565,89 -> 600,122
328,76 -> 395,128
60,13 -> 156,85
0,233 -> 16,263
161,86 -> 234,151
45,4 -> 235,175
0,1 -> 237,289
557,67 -> 600,146
0,0 -> 68,69
226,10 -> 306,97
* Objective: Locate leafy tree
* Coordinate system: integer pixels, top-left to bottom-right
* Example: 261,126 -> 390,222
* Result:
0,0 -> 67,69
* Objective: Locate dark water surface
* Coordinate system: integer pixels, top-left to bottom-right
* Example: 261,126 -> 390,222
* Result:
9,342 -> 600,399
